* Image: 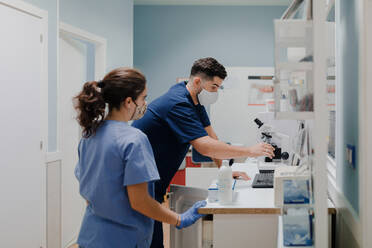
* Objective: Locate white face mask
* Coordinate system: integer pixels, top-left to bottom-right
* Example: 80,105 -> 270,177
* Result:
131,101 -> 147,120
197,87 -> 219,106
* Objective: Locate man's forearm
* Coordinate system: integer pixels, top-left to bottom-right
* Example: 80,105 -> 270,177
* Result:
191,136 -> 252,159
204,126 -> 222,166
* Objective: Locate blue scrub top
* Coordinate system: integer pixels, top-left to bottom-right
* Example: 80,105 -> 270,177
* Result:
75,120 -> 160,248
132,82 -> 210,202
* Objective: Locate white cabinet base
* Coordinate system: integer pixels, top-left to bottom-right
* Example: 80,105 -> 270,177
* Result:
213,214 -> 279,248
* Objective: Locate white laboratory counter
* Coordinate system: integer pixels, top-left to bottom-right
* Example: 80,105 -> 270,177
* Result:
195,161 -> 336,248
197,162 -> 281,248
199,162 -> 281,215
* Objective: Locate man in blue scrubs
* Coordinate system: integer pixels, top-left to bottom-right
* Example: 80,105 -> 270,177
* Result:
133,57 -> 275,248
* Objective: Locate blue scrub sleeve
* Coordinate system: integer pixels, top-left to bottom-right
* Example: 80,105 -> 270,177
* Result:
196,104 -> 211,127
74,140 -> 82,181
121,132 -> 160,186
166,102 -> 209,144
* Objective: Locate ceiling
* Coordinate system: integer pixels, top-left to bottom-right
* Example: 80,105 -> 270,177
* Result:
134,0 -> 291,6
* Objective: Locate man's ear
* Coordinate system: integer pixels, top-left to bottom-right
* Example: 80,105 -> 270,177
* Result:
193,76 -> 202,87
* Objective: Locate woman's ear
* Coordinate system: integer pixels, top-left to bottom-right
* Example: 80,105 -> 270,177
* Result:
122,97 -> 133,109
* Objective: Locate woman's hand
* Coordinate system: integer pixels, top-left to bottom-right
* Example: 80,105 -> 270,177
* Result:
248,143 -> 275,158
177,200 -> 207,229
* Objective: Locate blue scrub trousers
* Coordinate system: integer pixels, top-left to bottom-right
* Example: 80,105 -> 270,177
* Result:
150,220 -> 164,248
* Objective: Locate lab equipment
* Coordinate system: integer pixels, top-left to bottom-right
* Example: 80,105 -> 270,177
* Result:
208,178 -> 236,203
280,94 -> 289,112
217,161 -> 233,204
207,180 -> 218,203
290,122 -> 311,167
265,98 -> 275,112
255,112 -> 299,169
252,172 -> 274,188
254,118 -> 290,163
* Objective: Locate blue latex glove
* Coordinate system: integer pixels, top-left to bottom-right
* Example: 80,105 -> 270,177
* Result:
177,200 -> 207,229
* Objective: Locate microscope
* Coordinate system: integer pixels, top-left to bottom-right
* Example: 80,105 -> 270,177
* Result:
254,118 -> 290,163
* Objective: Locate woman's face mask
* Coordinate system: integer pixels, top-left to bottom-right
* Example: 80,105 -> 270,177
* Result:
197,84 -> 219,106
131,101 -> 147,120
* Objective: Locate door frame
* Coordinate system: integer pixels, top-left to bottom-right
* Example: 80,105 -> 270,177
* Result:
0,0 -> 48,247
58,22 -> 107,152
57,22 -> 106,247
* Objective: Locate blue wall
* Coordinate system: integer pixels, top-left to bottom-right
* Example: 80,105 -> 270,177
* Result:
134,5 -> 287,102
23,0 -> 58,152
60,0 -> 133,72
336,0 -> 359,213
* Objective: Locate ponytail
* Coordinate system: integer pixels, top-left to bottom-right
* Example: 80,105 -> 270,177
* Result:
74,81 -> 106,138
74,67 -> 146,138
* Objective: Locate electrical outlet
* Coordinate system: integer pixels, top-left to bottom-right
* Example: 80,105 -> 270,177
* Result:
346,144 -> 356,169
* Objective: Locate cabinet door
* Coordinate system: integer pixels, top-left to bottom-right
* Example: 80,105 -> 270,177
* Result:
169,185 -> 208,248
0,2 -> 45,247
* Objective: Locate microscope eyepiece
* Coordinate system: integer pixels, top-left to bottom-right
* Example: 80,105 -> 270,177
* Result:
254,118 -> 264,128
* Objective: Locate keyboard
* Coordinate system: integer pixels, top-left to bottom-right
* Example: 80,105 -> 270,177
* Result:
252,173 -> 274,188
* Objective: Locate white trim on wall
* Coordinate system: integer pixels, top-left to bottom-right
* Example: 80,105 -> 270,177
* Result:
360,0 -> 372,247
1,0 -> 47,18
59,22 -> 107,80
57,22 -> 107,153
46,152 -> 63,163
58,22 -> 107,78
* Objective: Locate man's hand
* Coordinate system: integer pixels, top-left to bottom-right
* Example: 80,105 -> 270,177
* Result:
248,143 -> 275,158
232,171 -> 251,181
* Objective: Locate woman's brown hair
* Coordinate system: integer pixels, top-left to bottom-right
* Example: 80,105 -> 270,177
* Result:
74,67 -> 146,138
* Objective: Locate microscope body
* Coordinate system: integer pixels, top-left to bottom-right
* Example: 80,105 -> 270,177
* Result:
254,118 -> 290,163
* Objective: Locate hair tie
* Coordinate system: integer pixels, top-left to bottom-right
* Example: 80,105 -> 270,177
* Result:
97,81 -> 106,88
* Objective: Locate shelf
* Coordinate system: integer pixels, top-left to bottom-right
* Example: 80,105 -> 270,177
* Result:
275,111 -> 314,120
281,204 -> 314,210
276,62 -> 313,71
276,39 -> 310,47
274,20 -> 313,47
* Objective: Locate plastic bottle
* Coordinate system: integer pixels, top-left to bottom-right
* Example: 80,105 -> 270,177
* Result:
218,160 -> 233,204
280,93 -> 288,112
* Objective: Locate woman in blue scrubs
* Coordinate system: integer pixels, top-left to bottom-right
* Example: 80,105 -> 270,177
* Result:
73,67 -> 206,248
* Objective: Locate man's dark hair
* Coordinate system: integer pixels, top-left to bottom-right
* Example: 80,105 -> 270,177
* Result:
190,57 -> 227,80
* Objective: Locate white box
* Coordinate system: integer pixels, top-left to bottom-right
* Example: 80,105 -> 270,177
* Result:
274,166 -> 311,207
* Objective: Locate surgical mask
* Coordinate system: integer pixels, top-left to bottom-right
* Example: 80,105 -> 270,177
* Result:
197,88 -> 218,106
131,101 -> 147,120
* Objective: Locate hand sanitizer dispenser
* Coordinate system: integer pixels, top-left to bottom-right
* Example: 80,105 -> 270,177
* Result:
218,160 -> 233,204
